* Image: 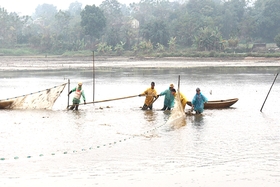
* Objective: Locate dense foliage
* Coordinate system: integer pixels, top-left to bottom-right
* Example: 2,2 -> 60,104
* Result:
0,0 -> 280,56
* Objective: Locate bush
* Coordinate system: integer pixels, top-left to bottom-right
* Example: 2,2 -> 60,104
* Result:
275,34 -> 280,48
228,38 -> 239,48
209,51 -> 216,57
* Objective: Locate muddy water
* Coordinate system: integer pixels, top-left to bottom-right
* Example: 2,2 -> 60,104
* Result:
1,64 -> 280,187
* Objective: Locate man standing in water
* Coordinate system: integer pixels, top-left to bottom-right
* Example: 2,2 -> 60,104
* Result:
157,84 -> 175,110
68,82 -> 86,110
191,87 -> 208,114
171,88 -> 188,112
139,82 -> 157,110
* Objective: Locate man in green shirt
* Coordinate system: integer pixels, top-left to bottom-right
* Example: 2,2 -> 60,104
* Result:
68,82 -> 86,110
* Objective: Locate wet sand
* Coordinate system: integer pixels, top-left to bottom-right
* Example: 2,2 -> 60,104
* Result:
0,56 -> 280,70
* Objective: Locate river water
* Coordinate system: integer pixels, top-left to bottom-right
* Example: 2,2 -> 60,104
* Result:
1,61 -> 280,187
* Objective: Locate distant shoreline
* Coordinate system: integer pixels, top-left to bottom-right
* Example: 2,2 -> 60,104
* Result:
0,56 -> 280,70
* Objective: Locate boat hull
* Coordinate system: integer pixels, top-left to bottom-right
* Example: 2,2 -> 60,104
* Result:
0,100 -> 14,109
0,83 -> 66,110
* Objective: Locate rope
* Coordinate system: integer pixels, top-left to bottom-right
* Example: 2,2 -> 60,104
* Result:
0,120 -> 167,161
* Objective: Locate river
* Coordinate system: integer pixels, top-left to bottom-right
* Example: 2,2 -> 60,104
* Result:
0,59 -> 280,187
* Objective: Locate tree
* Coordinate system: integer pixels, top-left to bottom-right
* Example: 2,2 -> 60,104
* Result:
52,10 -> 72,52
170,9 -> 195,47
194,26 -> 223,51
275,33 -> 280,48
100,0 -> 123,24
16,15 -> 32,44
80,5 -> 106,39
179,0 -> 221,47
30,4 -> 58,52
219,0 -> 247,39
168,37 -> 176,52
54,10 -> 70,36
0,8 -> 27,47
100,0 -> 124,47
67,2 -> 83,50
253,0 -> 280,42
33,4 -> 58,26
68,1 -> 82,16
130,0 -> 174,27
130,0 -> 156,26
119,17 -> 139,50
140,19 -> 169,46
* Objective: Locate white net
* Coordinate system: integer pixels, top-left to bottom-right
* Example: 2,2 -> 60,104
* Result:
166,92 -> 186,128
0,83 -> 67,109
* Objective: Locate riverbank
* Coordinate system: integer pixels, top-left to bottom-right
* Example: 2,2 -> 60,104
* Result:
0,56 -> 280,70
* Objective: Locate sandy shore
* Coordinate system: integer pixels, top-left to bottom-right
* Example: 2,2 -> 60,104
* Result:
0,56 -> 280,70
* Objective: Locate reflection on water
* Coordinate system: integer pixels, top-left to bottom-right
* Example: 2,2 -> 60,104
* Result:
1,65 -> 280,187
143,110 -> 157,122
191,114 -> 204,126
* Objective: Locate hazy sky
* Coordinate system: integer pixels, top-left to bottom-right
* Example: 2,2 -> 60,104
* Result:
0,0 -> 139,15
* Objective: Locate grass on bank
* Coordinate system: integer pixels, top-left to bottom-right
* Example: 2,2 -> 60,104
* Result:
0,48 -> 39,56
1,45 -> 280,58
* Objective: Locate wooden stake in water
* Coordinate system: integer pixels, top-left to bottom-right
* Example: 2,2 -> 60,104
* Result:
260,72 -> 279,112
67,79 -> 70,108
177,75 -> 181,102
177,75 -> 180,93
93,51 -> 95,103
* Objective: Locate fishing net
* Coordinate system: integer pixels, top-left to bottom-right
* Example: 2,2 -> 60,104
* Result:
0,83 -> 67,109
166,92 -> 186,128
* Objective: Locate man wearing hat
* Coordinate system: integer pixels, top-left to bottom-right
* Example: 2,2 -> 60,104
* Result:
191,87 -> 208,114
157,83 -> 175,110
68,82 -> 86,110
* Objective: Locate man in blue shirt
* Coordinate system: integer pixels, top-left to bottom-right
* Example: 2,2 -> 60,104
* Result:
158,84 -> 175,110
191,88 -> 208,114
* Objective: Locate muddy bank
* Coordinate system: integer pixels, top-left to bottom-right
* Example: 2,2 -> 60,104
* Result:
1,55 -> 280,62
0,56 -> 280,70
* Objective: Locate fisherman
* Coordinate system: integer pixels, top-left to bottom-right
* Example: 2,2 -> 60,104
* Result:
139,82 -> 158,110
68,82 -> 86,110
171,88 -> 188,112
191,87 -> 208,114
157,83 -> 175,110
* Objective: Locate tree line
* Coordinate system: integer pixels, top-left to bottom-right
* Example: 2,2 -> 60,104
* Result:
1,0 -> 280,56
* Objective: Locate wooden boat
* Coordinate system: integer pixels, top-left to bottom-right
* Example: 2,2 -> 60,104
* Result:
0,83 -> 66,110
186,98 -> 238,109
0,100 -> 14,109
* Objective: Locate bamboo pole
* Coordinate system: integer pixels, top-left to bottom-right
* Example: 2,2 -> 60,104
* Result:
68,95 -> 139,107
260,72 -> 279,112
